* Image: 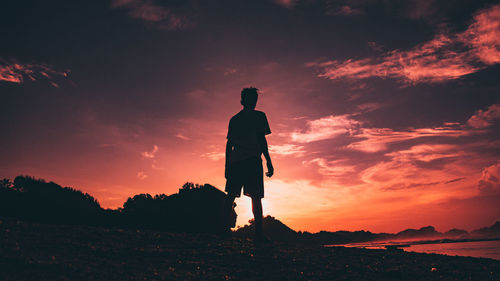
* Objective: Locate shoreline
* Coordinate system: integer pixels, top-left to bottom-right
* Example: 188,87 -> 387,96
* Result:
328,238 -> 500,260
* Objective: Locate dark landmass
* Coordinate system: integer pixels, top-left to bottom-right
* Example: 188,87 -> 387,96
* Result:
0,176 -> 236,234
1,217 -> 499,281
234,216 -> 500,246
1,175 -> 499,247
444,229 -> 469,237
473,222 -> 500,237
395,226 -> 441,240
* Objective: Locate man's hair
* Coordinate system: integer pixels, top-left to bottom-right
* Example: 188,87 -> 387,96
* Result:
241,87 -> 259,107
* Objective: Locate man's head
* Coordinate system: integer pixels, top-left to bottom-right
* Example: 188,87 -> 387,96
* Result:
241,87 -> 259,109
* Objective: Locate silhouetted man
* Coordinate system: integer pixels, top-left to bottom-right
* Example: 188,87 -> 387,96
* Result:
225,87 -> 274,243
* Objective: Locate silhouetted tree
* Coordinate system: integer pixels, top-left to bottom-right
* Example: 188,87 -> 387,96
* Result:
0,178 -> 13,190
0,176 -> 102,225
0,175 -> 236,234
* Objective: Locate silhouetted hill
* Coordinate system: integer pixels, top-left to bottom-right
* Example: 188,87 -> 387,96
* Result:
472,221 -> 500,237
303,230 -> 380,245
445,229 -> 469,237
234,216 -> 299,242
235,217 -> 380,244
235,217 -> 500,245
395,226 -> 441,239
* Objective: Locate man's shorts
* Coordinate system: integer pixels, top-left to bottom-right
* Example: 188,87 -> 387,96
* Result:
225,157 -> 264,199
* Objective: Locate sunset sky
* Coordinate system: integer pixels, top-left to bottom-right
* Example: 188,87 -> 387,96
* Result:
1,0 -> 499,233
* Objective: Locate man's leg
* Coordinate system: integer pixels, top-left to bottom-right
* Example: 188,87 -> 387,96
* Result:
251,196 -> 263,237
225,194 -> 237,228
227,194 -> 237,207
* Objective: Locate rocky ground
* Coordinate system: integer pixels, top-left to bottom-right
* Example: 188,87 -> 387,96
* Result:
0,218 -> 499,281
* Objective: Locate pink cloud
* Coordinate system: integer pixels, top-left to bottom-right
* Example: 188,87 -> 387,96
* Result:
288,104 -> 499,152
151,160 -> 165,170
478,162 -> 500,194
367,41 -> 384,52
287,113 -> 470,152
348,126 -> 471,153
333,5 -> 363,16
307,4 -> 500,84
272,0 -> 296,8
359,150 -> 473,192
290,114 -> 361,143
141,145 -> 158,159
110,0 -> 191,30
0,58 -> 69,86
350,104 -> 500,153
385,144 -> 465,163
356,103 -> 382,112
269,144 -> 306,157
304,158 -> 356,177
175,133 -> 191,140
137,171 -> 148,180
202,151 -> 225,161
223,68 -> 237,76
467,104 -> 500,129
460,4 -> 500,65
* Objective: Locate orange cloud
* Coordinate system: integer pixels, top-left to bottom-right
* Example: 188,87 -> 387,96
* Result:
141,145 -> 159,159
307,4 -> 500,84
0,58 -> 69,86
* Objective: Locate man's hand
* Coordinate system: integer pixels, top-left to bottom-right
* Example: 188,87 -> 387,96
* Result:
266,161 -> 274,178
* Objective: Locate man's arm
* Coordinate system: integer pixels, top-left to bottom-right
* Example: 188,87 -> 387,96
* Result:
225,138 -> 233,179
259,135 -> 274,177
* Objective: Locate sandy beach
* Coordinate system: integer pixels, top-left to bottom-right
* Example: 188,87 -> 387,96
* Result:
1,218 -> 499,281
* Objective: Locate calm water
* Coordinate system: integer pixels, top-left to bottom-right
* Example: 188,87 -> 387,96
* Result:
406,240 -> 500,260
337,240 -> 500,260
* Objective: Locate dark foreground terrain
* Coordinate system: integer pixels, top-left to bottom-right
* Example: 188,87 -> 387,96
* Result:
1,218 -> 499,281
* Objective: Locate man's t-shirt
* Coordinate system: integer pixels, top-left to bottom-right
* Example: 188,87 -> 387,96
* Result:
227,109 -> 271,164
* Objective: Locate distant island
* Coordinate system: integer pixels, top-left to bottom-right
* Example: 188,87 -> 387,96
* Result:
235,216 -> 500,247
1,175 -> 499,246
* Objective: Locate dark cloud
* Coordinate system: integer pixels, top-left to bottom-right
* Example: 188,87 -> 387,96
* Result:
110,0 -> 194,29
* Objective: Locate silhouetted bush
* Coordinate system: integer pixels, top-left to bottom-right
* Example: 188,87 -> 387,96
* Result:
0,176 -> 235,234
0,176 -> 102,225
119,183 -> 234,233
